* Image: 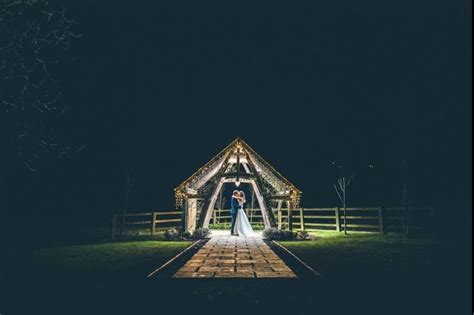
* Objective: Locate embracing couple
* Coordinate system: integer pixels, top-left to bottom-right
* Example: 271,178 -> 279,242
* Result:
230,190 -> 254,237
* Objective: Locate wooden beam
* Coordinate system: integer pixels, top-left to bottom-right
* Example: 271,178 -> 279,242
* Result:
288,200 -> 294,231
335,207 -> 341,232
200,177 -> 225,228
269,195 -> 291,200
300,207 -> 305,231
378,206 -> 385,234
195,150 -> 234,229
277,200 -> 283,230
185,198 -> 198,233
151,212 -> 156,235
184,194 -> 206,199
222,172 -> 257,180
242,149 -> 277,228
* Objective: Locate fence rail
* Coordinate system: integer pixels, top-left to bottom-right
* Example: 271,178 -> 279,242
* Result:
111,211 -> 183,239
111,206 -> 434,239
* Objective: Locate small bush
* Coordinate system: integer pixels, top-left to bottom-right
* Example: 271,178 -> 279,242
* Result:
181,231 -> 192,240
295,230 -> 310,241
208,223 -> 231,230
262,228 -> 295,241
164,229 -> 180,241
192,228 -> 211,239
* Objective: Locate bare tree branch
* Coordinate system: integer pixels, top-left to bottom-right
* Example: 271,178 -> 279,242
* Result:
1,0 -> 81,171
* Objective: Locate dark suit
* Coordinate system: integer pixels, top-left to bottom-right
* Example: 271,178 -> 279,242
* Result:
230,196 -> 240,234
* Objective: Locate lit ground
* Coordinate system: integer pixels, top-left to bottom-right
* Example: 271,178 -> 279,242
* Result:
173,232 -> 296,278
0,230 -> 470,314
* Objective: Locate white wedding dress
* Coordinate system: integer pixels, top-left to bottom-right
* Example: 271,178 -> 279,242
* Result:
234,206 -> 254,237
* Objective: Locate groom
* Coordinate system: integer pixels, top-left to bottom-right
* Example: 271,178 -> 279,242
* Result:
230,190 -> 240,236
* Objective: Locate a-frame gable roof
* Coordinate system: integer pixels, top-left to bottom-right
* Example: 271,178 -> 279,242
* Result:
174,138 -> 301,207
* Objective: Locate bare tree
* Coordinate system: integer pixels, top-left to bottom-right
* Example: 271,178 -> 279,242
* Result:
332,161 -> 374,235
0,0 -> 82,172
333,167 -> 355,235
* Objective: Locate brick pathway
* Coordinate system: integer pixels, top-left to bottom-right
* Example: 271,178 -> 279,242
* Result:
173,232 -> 296,278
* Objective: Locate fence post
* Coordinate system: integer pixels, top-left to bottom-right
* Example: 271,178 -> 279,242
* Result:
378,206 -> 385,234
288,202 -> 294,231
334,207 -> 341,232
151,211 -> 156,235
299,208 -> 305,231
111,214 -> 117,240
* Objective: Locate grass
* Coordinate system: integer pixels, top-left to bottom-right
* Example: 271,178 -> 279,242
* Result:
2,240 -> 191,287
208,222 -> 266,230
1,229 -> 470,314
34,241 -> 189,277
1,239 -> 193,314
279,231 -> 470,314
280,230 -> 462,272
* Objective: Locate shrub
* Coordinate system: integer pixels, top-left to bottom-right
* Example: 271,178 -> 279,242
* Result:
164,228 -> 180,241
207,223 -> 231,230
181,231 -> 192,240
192,228 -> 211,239
295,230 -> 310,241
262,228 -> 295,241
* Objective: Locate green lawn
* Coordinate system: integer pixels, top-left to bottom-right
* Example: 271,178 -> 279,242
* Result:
279,231 -> 470,314
280,231 -> 462,273
3,240 -> 191,286
208,222 -> 266,230
37,241 -> 189,275
1,231 -> 470,314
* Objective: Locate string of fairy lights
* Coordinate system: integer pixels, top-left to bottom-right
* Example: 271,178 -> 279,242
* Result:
174,138 -> 302,209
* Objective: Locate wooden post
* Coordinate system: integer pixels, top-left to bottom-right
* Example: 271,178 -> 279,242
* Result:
299,207 -> 305,231
186,197 -> 198,233
151,211 -> 156,235
378,206 -> 385,234
181,205 -> 187,233
111,214 -> 117,240
277,200 -> 283,230
334,207 -> 341,232
288,201 -> 294,231
278,208 -> 281,229
343,177 -> 347,235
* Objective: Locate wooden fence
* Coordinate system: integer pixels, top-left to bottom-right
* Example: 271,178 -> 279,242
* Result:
291,207 -> 434,233
111,211 -> 182,239
111,206 -> 434,238
210,206 -> 434,233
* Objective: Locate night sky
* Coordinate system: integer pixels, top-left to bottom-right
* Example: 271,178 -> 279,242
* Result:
2,1 -> 471,233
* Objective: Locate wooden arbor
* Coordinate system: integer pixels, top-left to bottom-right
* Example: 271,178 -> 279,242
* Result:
175,138 -> 302,233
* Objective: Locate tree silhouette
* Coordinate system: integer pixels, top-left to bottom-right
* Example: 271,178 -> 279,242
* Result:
0,0 -> 82,171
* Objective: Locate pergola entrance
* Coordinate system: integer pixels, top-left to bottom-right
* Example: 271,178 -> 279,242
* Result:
175,138 -> 302,233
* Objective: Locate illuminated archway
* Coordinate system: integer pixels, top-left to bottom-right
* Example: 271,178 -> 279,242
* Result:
175,138 -> 302,233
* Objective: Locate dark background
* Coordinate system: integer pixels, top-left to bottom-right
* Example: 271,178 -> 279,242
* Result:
1,1 -> 471,238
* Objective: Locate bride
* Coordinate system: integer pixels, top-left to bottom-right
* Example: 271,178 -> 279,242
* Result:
233,191 -> 254,237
